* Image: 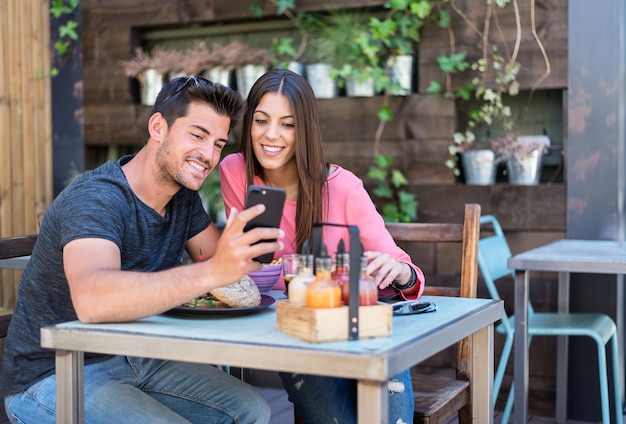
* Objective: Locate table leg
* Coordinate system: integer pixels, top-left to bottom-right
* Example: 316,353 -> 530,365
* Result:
514,270 -> 529,424
55,349 -> 84,424
472,324 -> 494,423
556,271 -> 570,423
357,379 -> 387,424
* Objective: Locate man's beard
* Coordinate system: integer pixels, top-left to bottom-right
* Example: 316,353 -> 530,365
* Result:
154,138 -> 208,192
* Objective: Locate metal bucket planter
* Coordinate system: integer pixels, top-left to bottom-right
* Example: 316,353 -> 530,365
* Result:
388,54 -> 413,95
506,150 -> 543,185
306,63 -> 338,99
461,150 -> 497,185
345,75 -> 375,97
140,69 -> 163,106
236,65 -> 267,98
285,61 -> 305,76
203,68 -> 231,87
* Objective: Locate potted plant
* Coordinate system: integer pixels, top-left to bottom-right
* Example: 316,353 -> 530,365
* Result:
200,40 -> 269,88
491,133 -> 549,185
119,46 -> 185,105
455,135 -> 498,185
270,37 -> 305,75
231,42 -> 272,98
440,44 -> 522,183
120,41 -> 271,103
430,0 -> 552,184
305,9 -> 377,97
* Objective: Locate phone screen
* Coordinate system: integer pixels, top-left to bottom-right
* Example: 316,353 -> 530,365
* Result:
243,185 -> 286,263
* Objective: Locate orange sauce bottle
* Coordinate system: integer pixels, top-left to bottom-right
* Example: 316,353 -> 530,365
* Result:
306,244 -> 341,308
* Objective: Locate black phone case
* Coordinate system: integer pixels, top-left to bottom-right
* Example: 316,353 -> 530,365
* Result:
243,185 -> 286,263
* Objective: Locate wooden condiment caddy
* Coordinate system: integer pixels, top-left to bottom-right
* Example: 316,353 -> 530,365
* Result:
276,223 -> 393,343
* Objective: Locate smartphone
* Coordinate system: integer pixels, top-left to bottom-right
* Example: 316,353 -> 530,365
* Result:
243,185 -> 286,263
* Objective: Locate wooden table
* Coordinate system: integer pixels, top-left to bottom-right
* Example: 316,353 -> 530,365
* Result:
508,239 -> 626,424
41,295 -> 503,424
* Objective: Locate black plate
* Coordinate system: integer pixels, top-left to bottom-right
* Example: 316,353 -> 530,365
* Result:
165,294 -> 275,318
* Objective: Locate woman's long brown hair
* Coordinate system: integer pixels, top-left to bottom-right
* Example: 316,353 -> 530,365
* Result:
239,69 -> 328,251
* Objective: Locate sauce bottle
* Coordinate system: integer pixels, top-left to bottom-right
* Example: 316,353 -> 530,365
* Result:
306,243 -> 342,308
332,239 -> 350,298
342,255 -> 379,306
288,240 -> 316,306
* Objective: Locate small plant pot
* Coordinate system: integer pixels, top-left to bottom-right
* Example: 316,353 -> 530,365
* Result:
345,75 -> 375,97
388,55 -> 413,95
140,69 -> 163,106
306,63 -> 338,99
203,68 -> 231,87
236,65 -> 267,98
506,150 -> 543,185
461,150 -> 497,185
285,61 -> 305,76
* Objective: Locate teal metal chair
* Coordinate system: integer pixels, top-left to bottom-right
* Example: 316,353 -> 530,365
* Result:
477,215 -> 622,424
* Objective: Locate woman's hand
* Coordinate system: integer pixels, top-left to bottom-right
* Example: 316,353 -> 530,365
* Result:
363,251 -> 412,289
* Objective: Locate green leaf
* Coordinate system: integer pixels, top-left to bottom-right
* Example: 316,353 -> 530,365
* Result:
371,18 -> 397,42
273,37 -> 296,58
55,40 -> 69,55
426,80 -> 442,94
410,0 -> 433,20
366,166 -> 386,182
381,204 -> 400,223
377,105 -> 393,122
455,82 -> 475,101
373,185 -> 393,199
385,0 -> 411,11
275,0 -> 295,15
59,21 -> 79,40
249,3 -> 263,17
398,191 -> 418,221
375,154 -> 393,168
437,51 -> 469,73
50,5 -> 72,18
438,10 -> 451,27
390,169 -> 409,188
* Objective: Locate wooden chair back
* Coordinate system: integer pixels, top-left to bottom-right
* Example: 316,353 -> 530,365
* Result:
0,234 -> 37,424
385,203 -> 481,424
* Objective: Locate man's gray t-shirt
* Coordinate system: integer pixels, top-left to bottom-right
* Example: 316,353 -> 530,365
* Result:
0,155 -> 211,398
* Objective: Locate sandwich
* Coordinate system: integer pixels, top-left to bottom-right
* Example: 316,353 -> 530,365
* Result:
184,275 -> 261,308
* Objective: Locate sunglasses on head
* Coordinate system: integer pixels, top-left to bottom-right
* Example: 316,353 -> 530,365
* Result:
154,75 -> 211,111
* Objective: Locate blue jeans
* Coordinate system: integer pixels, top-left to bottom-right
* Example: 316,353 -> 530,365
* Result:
5,356 -> 270,424
279,369 -> 414,424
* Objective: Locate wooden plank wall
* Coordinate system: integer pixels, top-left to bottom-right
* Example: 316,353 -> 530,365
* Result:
419,0 -> 568,91
0,0 -> 53,309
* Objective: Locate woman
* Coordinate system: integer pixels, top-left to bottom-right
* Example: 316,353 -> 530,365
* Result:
220,69 -> 424,423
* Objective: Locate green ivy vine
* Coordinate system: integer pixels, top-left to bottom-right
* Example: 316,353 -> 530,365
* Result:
49,0 -> 80,76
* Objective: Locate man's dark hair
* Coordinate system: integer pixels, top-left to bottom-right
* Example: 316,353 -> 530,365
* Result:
151,76 -> 246,130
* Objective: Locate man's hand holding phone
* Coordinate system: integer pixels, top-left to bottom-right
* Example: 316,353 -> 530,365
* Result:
242,185 -> 286,263
208,204 -> 284,283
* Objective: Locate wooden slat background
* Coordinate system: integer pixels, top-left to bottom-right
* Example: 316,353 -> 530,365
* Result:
419,0 -> 568,91
0,0 -> 53,309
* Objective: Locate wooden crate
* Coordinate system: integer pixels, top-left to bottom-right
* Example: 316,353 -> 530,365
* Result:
276,300 -> 392,343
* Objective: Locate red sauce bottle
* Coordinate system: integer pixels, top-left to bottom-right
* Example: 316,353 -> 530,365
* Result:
342,255 -> 378,306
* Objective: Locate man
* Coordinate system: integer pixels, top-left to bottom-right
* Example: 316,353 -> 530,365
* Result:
0,76 -> 282,423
